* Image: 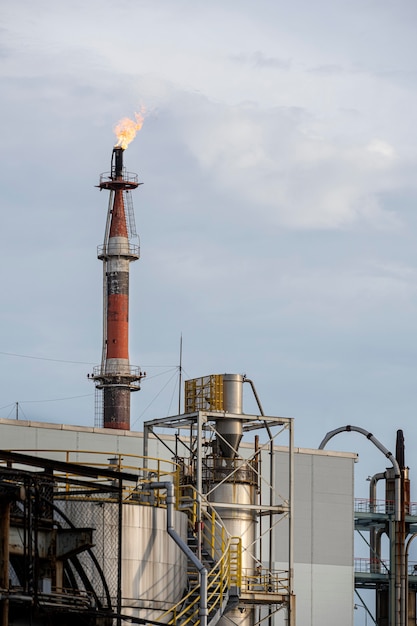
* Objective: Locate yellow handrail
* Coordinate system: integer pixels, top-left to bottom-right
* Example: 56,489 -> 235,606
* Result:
157,484 -> 242,626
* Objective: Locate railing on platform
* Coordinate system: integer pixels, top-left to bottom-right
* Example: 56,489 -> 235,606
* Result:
355,497 -> 417,515
355,557 -> 417,577
355,498 -> 395,515
240,568 -> 290,595
354,557 -> 389,575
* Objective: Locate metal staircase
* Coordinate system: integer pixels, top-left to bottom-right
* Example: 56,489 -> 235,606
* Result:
156,484 -> 241,626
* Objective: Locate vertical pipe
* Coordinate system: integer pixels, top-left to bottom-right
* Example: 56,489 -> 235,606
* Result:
369,472 -> 385,573
389,518 -> 397,626
178,334 -> 183,415
243,379 -> 275,597
288,418 -> 295,626
114,147 -> 123,178
143,424 -> 150,467
149,482 -> 208,626
117,476 -> 123,626
0,500 -> 10,626
196,411 -> 203,561
405,534 -> 417,626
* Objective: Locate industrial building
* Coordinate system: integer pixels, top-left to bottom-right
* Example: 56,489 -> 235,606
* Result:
0,410 -> 356,626
0,130 -> 413,626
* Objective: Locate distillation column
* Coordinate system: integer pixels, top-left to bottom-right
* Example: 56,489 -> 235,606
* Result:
92,147 -> 145,429
207,374 -> 258,626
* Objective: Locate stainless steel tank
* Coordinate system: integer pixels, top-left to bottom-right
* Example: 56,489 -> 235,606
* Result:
61,500 -> 187,623
207,374 -> 257,626
216,374 -> 244,458
207,474 -> 257,573
223,373 -> 244,413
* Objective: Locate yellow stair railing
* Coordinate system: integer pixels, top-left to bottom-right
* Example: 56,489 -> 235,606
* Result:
156,484 -> 242,626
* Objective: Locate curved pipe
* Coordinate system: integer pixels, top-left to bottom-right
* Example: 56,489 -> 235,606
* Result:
47,497 -> 112,609
148,482 -> 208,626
369,472 -> 386,510
369,472 -> 386,573
243,377 -> 265,418
319,426 -> 401,522
319,425 -> 402,626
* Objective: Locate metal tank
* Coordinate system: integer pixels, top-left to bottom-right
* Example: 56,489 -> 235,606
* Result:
205,373 -> 258,626
215,374 -> 243,458
61,496 -> 188,623
122,503 -> 188,621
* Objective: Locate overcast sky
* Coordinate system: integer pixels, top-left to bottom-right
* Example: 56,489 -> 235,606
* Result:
1,1 -> 417,499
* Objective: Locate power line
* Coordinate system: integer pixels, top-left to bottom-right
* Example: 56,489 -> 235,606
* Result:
0,350 -> 178,368
0,403 -> 16,412
0,371 -> 180,409
0,351 -> 95,365
132,369 -> 179,428
9,393 -> 94,405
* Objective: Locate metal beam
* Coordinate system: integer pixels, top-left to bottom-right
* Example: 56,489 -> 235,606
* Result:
0,450 -> 139,483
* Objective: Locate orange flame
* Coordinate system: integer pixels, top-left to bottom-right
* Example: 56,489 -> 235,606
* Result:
114,110 -> 145,149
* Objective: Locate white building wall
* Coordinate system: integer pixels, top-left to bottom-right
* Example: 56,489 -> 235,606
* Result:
269,446 -> 355,626
293,564 -> 354,625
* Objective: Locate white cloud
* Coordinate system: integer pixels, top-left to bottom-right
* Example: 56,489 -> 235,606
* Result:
165,97 -> 404,230
366,139 -> 396,161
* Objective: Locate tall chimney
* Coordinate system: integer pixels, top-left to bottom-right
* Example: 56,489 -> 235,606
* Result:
91,147 -> 145,429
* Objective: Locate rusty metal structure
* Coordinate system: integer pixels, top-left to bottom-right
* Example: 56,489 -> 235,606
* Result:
91,147 -> 145,429
0,450 -> 139,625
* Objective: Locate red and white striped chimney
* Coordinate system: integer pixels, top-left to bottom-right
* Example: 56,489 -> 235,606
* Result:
92,147 -> 145,429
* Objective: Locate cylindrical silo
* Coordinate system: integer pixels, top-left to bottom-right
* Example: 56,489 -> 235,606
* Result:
205,374 -> 258,626
60,499 -> 188,624
215,374 -> 244,458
